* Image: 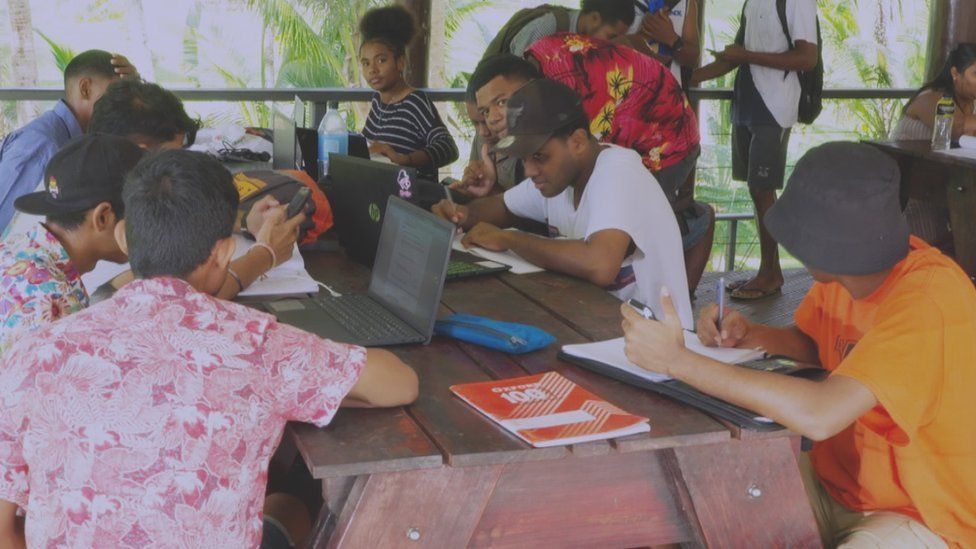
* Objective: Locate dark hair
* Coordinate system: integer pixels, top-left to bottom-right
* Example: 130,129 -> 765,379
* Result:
580,0 -> 636,27
123,150 -> 239,279
46,200 -> 125,232
89,80 -> 200,147
467,54 -> 542,102
551,116 -> 592,141
63,49 -> 116,87
360,5 -> 416,58
905,43 -> 976,111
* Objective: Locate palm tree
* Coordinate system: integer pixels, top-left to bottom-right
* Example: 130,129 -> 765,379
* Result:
7,0 -> 39,125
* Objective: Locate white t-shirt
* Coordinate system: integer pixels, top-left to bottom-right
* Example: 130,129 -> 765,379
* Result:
502,145 -> 693,330
628,0 -> 688,83
743,0 -> 818,128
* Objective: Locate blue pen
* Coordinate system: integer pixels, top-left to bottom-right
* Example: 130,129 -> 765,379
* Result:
716,276 -> 726,330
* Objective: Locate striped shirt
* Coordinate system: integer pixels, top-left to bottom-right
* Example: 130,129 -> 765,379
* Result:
362,91 -> 459,179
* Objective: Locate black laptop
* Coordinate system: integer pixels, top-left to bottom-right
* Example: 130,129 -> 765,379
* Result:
260,196 -> 451,346
323,155 -> 511,279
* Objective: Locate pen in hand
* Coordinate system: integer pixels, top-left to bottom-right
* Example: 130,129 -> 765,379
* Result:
716,276 -> 726,334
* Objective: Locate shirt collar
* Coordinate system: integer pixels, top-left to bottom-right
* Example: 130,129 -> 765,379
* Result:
116,276 -> 199,301
53,100 -> 84,139
28,222 -> 81,283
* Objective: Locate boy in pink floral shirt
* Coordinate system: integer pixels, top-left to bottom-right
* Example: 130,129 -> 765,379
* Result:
0,150 -> 418,548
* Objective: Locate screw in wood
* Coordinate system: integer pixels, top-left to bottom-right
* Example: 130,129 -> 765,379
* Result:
406,527 -> 421,541
747,484 -> 763,499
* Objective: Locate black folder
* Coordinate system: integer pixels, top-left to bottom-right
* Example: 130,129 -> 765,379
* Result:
557,352 -> 826,432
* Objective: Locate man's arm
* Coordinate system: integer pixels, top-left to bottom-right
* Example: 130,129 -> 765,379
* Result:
622,294 -> 876,441
0,500 -> 24,549
718,40 -> 817,72
343,349 -> 419,408
431,193 -> 518,230
690,58 -> 737,86
696,303 -> 820,364
464,226 -> 632,287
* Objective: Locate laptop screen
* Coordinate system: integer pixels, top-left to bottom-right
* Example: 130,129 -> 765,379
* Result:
368,196 -> 453,337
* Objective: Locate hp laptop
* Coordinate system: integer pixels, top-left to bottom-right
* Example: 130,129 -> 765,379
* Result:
261,196 -> 452,346
324,155 -> 511,278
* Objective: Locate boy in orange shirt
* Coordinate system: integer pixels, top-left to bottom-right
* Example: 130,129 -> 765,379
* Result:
620,142 -> 976,547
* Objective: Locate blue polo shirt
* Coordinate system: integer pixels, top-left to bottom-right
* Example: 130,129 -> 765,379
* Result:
0,100 -> 83,231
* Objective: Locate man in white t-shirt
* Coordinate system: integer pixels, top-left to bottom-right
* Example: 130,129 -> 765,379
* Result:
692,0 -> 817,301
431,79 -> 692,329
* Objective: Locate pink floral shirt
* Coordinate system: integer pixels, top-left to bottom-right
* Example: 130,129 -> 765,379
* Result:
0,277 -> 365,548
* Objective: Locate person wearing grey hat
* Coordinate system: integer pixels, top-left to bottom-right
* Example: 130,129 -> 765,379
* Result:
432,78 -> 693,328
0,133 -> 143,355
620,142 -> 976,547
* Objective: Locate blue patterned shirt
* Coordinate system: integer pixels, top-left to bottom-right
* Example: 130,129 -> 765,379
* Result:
0,223 -> 88,355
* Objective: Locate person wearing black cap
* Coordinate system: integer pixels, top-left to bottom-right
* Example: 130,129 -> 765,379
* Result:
0,133 -> 142,355
620,142 -> 976,547
432,78 -> 692,328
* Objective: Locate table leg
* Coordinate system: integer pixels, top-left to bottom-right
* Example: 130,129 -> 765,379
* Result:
669,437 -> 821,549
947,168 -> 976,279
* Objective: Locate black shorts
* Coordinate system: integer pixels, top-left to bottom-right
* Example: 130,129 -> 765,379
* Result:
731,124 -> 792,190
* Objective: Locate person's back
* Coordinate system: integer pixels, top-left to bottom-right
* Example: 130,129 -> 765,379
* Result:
795,237 -> 976,545
0,150 -> 417,547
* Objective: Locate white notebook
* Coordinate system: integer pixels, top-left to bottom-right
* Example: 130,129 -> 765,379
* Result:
561,334 -> 765,383
232,235 -> 319,298
452,231 -> 544,274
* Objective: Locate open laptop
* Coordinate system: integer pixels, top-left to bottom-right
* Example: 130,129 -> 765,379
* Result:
324,155 -> 511,278
260,196 -> 452,346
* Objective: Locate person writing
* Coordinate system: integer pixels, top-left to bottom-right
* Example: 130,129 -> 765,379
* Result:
620,143 -> 976,547
360,5 -> 458,180
433,78 -> 692,328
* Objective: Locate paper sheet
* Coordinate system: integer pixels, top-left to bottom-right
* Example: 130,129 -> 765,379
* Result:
959,135 -> 976,150
231,235 -> 319,297
452,231 -> 544,274
561,334 -> 766,384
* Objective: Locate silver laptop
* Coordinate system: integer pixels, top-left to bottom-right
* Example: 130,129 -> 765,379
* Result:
272,96 -> 303,170
261,196 -> 453,346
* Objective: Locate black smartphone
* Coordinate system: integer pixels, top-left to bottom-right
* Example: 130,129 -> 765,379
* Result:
286,187 -> 311,218
627,298 -> 656,320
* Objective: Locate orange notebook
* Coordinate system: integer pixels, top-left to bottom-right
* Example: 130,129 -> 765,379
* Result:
450,372 -> 650,448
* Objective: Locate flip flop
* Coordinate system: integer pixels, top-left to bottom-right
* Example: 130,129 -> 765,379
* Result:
729,285 -> 782,301
725,278 -> 750,292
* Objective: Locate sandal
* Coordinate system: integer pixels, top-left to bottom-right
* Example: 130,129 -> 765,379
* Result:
729,285 -> 782,301
725,278 -> 750,292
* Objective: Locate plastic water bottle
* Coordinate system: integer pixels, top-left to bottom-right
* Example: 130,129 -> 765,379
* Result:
317,101 -> 349,177
931,94 -> 955,151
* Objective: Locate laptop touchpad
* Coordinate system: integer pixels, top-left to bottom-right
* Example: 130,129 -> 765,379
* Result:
267,300 -> 307,313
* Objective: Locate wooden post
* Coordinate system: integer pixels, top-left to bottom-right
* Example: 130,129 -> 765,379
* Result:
397,0 -> 432,88
924,0 -> 976,81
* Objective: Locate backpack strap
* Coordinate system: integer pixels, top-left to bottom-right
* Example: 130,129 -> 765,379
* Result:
776,0 -> 793,78
552,6 -> 571,32
734,3 -> 747,47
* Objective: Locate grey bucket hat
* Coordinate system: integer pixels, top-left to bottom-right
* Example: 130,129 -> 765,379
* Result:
764,142 -> 909,276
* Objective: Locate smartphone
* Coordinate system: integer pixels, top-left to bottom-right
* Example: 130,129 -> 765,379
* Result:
627,299 -> 656,320
286,187 -> 311,218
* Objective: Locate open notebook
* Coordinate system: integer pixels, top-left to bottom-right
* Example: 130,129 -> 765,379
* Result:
452,231 -> 543,274
231,235 -> 319,298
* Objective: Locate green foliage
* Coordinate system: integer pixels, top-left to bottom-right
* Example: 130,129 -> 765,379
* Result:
35,30 -> 76,73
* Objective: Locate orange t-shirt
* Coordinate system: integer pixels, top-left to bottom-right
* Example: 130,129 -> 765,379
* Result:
794,237 -> 976,547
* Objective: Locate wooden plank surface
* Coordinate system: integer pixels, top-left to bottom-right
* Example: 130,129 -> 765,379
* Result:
869,139 -> 976,170
441,275 -> 730,452
469,451 -> 693,547
672,437 -> 821,548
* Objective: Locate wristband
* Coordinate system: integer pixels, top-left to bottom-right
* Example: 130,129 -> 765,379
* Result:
252,243 -> 277,270
227,268 -> 244,293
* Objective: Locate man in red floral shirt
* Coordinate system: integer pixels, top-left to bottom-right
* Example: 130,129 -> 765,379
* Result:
0,150 -> 418,548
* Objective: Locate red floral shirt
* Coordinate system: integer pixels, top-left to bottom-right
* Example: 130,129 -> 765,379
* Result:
0,277 -> 365,548
527,33 -> 700,172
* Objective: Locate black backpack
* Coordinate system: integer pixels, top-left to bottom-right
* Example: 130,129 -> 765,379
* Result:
735,0 -> 824,124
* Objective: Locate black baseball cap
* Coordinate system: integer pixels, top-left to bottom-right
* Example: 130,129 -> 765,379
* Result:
15,133 -> 144,217
493,78 -> 588,159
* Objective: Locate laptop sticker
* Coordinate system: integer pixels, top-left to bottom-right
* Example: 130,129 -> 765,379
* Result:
397,169 -> 412,199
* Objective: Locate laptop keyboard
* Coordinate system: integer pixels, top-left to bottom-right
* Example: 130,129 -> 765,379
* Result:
447,260 -> 487,277
312,294 -> 421,344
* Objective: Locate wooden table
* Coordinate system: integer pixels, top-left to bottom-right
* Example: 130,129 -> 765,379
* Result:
287,251 -> 821,548
869,140 -> 976,277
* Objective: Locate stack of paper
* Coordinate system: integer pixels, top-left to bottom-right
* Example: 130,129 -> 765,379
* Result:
561,334 -> 765,383
452,231 -> 544,274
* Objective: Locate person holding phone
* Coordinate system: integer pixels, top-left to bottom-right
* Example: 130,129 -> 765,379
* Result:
620,0 -> 701,89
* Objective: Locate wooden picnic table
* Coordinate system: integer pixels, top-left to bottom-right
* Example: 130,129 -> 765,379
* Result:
868,139 -> 976,278
286,251 -> 821,548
